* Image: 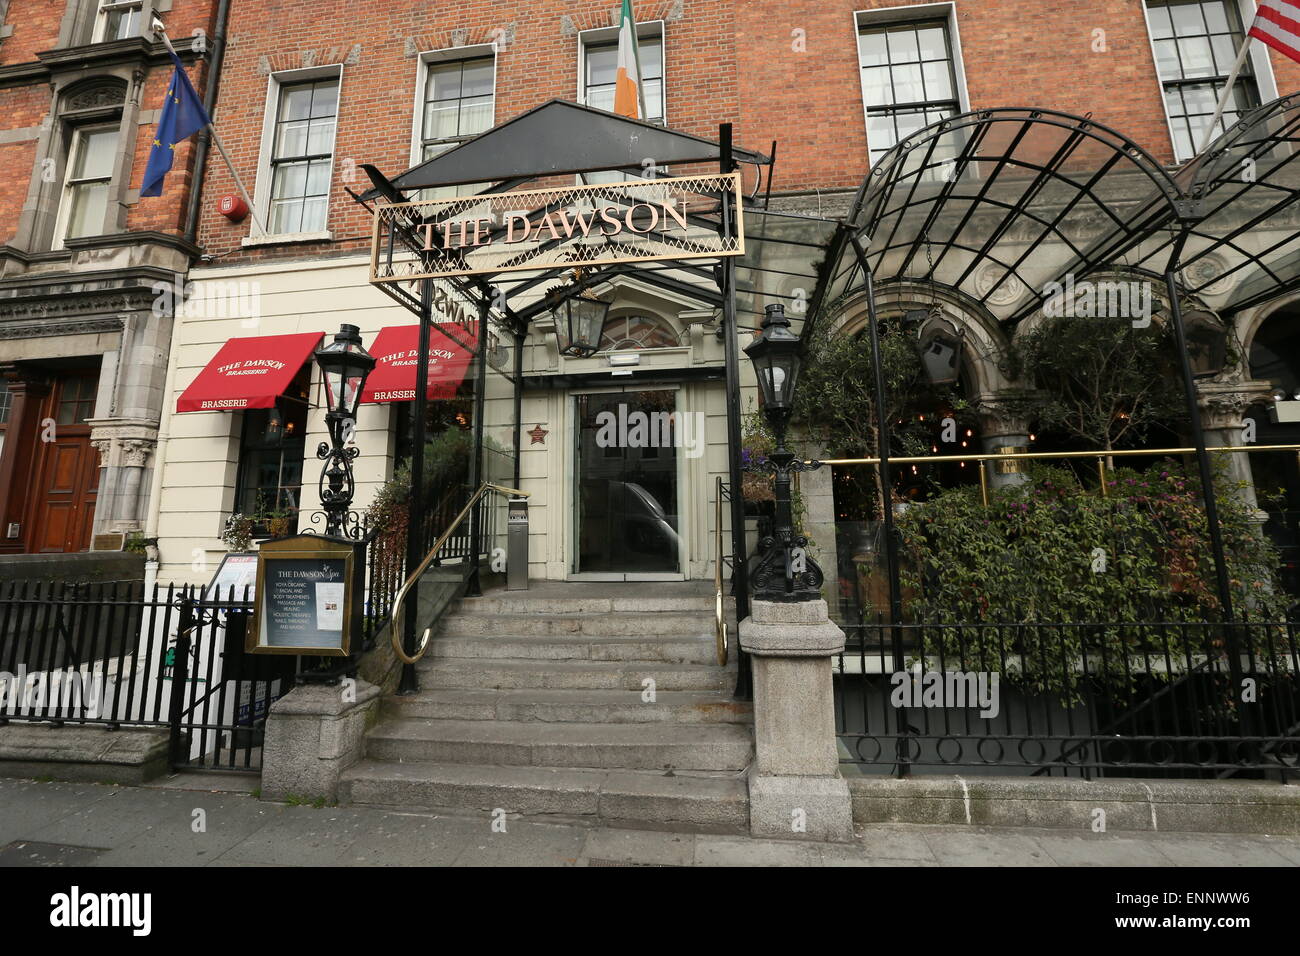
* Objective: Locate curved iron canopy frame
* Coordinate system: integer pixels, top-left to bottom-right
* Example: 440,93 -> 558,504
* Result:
811,99 -> 1300,341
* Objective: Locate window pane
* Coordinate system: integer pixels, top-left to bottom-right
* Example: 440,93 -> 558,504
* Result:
587,86 -> 615,113
1179,36 -> 1215,77
916,26 -> 949,60
1170,2 -> 1205,36
921,61 -> 953,102
272,161 -> 308,200
72,128 -> 118,180
639,38 -> 663,79
66,181 -> 108,238
587,46 -> 618,86
270,197 -> 303,234
299,197 -> 327,232
1210,33 -> 1237,75
858,29 -> 888,66
891,63 -> 924,104
305,117 -> 335,154
275,119 -> 309,157
861,65 -> 892,106
305,159 -> 331,195
887,28 -> 921,64
1154,38 -> 1180,80
280,84 -> 314,121
643,78 -> 664,120
460,97 -> 494,135
424,103 -> 459,141
1148,4 -> 1174,40
429,62 -> 463,101
1202,1 -> 1231,33
461,60 -> 495,97
309,81 -> 338,119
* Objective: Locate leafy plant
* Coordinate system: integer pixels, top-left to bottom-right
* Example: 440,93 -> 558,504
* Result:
1008,313 -> 1188,456
887,461 -> 1291,699
794,306 -> 966,518
222,514 -> 255,553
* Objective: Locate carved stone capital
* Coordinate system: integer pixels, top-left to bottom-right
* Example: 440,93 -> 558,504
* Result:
1196,380 -> 1274,431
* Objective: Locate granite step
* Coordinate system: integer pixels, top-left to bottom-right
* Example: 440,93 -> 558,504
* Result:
364,718 -> 754,771
338,760 -> 750,834
383,688 -> 752,724
415,658 -> 734,692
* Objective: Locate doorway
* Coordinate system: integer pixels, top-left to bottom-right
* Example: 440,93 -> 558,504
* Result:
573,388 -> 683,579
28,371 -> 100,553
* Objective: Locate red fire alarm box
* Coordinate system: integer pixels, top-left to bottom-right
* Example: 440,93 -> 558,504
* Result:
218,194 -> 249,222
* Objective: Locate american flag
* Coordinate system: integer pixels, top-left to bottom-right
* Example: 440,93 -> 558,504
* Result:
1249,0 -> 1300,64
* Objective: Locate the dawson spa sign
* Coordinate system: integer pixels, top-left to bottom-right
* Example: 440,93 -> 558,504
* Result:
369,173 -> 745,283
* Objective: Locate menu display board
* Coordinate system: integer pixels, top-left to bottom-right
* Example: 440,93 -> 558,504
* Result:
246,535 -> 362,656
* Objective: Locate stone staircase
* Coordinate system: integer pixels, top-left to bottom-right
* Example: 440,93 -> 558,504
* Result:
339,585 -> 753,833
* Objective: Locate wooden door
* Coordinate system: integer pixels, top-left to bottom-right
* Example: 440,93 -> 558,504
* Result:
27,372 -> 100,553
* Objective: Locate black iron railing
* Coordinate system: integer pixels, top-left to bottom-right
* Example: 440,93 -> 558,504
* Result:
0,581 -> 279,772
834,614 -> 1300,779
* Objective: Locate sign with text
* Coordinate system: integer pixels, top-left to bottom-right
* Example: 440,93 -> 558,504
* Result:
369,172 -> 745,283
246,535 -> 363,657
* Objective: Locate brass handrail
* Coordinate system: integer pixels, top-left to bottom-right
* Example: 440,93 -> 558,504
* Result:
714,476 -> 728,666
390,482 -> 529,665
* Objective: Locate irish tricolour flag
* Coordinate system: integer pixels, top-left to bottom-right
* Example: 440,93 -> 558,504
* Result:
613,0 -> 648,120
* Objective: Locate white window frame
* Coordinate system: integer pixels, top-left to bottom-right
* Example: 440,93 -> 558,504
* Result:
853,3 -> 971,165
53,123 -> 119,249
577,20 -> 667,125
1140,0 -> 1280,164
93,0 -> 144,43
247,65 -> 342,245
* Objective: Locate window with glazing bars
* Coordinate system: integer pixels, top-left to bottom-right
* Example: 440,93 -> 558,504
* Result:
858,20 -> 959,166
269,78 -> 338,234
1147,0 -> 1261,161
417,56 -> 495,199
95,0 -> 142,42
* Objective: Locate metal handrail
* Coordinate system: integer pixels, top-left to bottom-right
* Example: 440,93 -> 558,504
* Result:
715,476 -> 729,666
390,482 -> 529,665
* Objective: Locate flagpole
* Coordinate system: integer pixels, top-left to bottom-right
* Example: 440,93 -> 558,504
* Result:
155,22 -> 267,236
1193,36 -> 1254,157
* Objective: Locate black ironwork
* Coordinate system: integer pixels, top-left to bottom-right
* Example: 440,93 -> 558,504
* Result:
0,580 -> 279,773
834,615 -> 1299,779
313,324 -> 375,538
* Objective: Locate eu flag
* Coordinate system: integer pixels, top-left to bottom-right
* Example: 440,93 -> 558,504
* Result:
140,52 -> 211,198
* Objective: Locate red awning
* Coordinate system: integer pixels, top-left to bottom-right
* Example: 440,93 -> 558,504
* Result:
360,324 -> 474,404
176,331 -> 323,412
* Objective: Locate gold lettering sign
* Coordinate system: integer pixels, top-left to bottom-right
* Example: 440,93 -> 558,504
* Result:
370,172 -> 745,283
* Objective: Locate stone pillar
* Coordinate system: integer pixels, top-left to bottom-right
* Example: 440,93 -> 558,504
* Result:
739,599 -> 854,843
261,679 -> 380,803
975,399 -> 1033,490
1194,381 -> 1273,518
798,443 -> 839,603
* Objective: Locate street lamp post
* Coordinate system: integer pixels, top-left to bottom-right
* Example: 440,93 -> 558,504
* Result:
744,303 -> 824,602
313,324 -> 376,539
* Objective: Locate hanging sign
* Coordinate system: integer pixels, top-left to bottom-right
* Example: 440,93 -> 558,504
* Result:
246,534 -> 363,656
369,172 -> 745,283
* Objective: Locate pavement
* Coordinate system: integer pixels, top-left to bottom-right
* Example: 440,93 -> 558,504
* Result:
0,775 -> 1297,867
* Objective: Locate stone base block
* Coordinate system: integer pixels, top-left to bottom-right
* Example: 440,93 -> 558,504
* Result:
749,772 -> 854,843
261,679 -> 380,804
0,724 -> 168,785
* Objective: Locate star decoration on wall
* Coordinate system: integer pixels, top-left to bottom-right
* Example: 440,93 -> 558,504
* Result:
527,424 -> 549,445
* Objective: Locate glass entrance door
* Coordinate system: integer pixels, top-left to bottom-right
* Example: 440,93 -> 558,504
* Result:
575,389 -> 681,578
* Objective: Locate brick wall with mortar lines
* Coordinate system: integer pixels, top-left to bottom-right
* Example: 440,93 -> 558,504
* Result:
195,0 -> 1300,267
0,1 -> 218,245
195,0 -> 739,263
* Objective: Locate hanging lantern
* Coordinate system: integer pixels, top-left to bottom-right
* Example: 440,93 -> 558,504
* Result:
551,291 -> 612,358
744,303 -> 803,430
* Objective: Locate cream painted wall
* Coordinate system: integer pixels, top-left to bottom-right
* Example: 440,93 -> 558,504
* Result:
149,254 -> 759,587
